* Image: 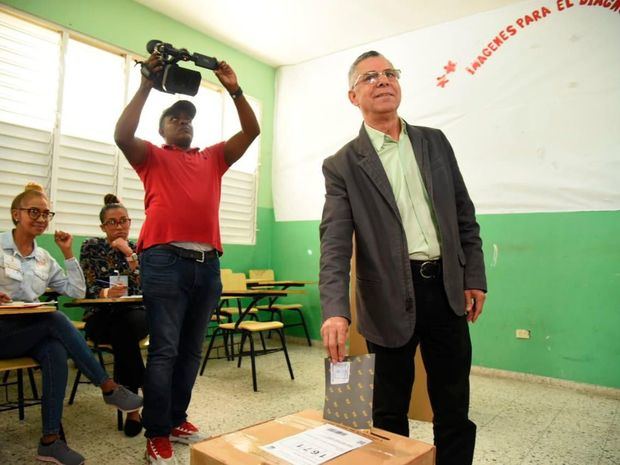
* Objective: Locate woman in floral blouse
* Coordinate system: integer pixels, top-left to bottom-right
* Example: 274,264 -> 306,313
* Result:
79,193 -> 148,437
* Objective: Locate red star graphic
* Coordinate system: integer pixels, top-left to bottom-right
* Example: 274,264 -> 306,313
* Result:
444,60 -> 457,74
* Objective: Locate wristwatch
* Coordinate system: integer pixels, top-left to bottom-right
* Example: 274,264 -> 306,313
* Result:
230,86 -> 243,100
126,252 -> 138,262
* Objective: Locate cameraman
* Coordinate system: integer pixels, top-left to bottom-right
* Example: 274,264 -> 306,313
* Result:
114,51 -> 259,465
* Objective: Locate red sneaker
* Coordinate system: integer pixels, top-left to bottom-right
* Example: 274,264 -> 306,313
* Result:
146,436 -> 177,464
170,421 -> 205,444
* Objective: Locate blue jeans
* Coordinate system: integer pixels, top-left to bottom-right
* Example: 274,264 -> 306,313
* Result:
140,247 -> 222,438
0,312 -> 109,435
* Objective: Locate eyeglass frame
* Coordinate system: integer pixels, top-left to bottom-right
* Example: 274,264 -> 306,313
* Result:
16,207 -> 56,221
352,68 -> 402,89
101,217 -> 132,228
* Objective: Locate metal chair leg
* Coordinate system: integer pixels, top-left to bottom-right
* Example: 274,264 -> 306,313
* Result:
68,370 -> 82,404
27,367 -> 39,399
237,332 -> 248,368
258,331 -> 267,353
222,332 -> 232,361
17,369 -> 24,420
275,329 -> 295,380
200,328 -> 220,375
294,308 -> 313,346
248,334 -> 258,392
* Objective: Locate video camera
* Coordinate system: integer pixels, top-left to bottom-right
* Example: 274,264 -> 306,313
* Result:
141,39 -> 220,96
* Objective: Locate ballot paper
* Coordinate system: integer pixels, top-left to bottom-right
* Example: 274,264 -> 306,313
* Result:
260,423 -> 371,465
323,353 -> 375,429
109,274 -> 128,296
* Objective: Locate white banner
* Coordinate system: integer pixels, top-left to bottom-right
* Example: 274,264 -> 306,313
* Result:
273,0 -> 620,221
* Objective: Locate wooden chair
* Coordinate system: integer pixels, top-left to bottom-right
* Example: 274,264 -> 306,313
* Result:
204,273 -> 261,362
0,356 -> 40,420
249,269 -> 312,346
200,273 -> 295,392
219,272 -> 259,322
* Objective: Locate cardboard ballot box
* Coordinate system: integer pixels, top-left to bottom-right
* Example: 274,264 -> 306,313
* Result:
191,410 -> 435,465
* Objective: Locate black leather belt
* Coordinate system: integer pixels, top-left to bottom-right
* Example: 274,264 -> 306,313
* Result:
153,244 -> 218,262
411,259 -> 442,280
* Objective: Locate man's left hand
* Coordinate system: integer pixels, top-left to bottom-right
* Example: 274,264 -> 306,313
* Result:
214,61 -> 239,94
465,289 -> 486,323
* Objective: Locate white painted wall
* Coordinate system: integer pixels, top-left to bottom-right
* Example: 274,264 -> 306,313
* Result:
273,0 -> 620,221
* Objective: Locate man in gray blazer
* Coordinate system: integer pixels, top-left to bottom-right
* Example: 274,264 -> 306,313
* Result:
319,51 -> 487,465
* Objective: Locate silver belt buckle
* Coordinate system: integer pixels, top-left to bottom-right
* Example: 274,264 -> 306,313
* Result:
197,251 -> 205,263
419,261 -> 435,279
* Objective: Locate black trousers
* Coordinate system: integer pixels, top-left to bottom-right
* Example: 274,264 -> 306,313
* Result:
85,306 -> 148,393
366,266 -> 476,465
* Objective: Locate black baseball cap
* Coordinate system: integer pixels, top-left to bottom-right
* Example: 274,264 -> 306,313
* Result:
159,100 -> 196,130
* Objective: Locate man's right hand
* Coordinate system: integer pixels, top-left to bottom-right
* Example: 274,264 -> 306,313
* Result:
321,316 -> 350,362
140,52 -> 163,89
0,291 -> 12,304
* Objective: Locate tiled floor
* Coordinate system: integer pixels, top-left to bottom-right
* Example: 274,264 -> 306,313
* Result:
0,342 -> 618,464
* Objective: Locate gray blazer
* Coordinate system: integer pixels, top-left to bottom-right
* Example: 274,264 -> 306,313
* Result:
319,122 -> 486,348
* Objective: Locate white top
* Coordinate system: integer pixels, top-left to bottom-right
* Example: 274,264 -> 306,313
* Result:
0,230 -> 85,302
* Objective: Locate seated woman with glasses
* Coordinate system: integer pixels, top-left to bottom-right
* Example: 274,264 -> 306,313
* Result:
79,193 -> 148,437
0,183 -> 143,465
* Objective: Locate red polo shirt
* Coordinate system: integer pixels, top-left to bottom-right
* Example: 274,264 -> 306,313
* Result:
133,141 -> 228,253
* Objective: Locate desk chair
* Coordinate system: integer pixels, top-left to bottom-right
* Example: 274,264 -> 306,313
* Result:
249,269 -> 312,346
219,272 -> 260,322
200,274 -> 294,392
0,356 -> 40,420
204,272 -> 261,362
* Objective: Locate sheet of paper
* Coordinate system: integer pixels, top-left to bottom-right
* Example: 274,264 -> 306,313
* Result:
260,424 -> 371,465
330,361 -> 351,385
109,275 -> 128,296
0,301 -> 56,309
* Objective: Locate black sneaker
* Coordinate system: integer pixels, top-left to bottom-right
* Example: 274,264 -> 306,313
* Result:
36,439 -> 85,465
103,385 -> 143,412
124,415 -> 143,437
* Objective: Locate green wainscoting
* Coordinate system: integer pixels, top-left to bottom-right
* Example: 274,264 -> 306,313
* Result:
268,210 -> 620,388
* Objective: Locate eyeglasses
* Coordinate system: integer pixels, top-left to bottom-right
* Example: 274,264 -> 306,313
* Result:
102,218 -> 131,227
18,208 -> 55,221
352,69 -> 401,88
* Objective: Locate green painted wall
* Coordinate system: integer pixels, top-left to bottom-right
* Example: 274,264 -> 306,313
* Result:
269,210 -> 620,389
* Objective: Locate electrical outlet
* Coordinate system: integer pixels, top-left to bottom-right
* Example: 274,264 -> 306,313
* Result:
515,329 -> 531,339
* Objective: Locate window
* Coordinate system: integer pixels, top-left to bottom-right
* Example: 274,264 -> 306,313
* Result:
0,12 -> 59,229
0,9 -> 260,244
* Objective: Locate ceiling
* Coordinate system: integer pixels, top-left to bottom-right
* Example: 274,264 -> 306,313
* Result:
135,0 -> 526,67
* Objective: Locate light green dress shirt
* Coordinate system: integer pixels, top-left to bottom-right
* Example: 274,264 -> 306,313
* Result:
364,121 -> 441,260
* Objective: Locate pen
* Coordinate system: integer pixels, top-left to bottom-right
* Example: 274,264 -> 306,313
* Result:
95,279 -> 125,287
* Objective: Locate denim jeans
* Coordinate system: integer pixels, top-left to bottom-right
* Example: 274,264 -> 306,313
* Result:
140,246 -> 222,438
0,312 -> 109,435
